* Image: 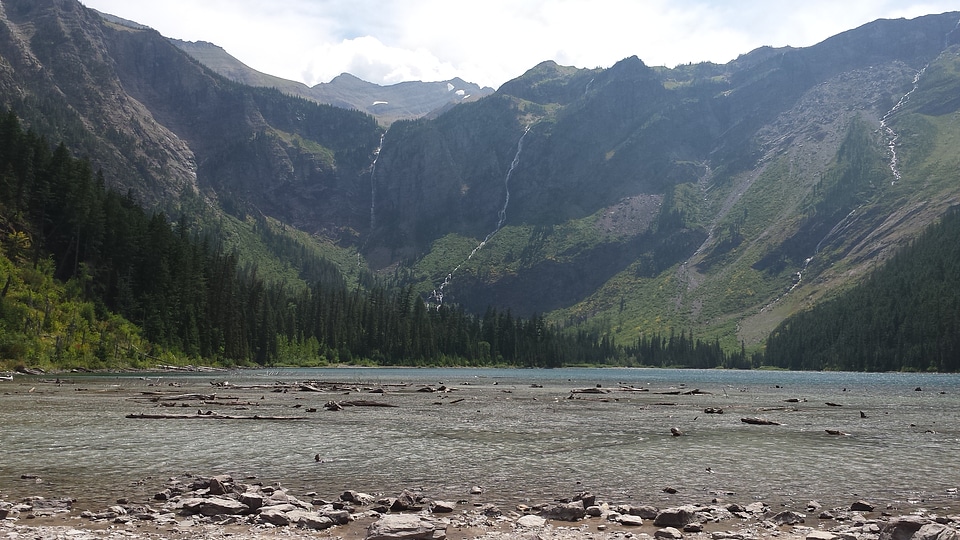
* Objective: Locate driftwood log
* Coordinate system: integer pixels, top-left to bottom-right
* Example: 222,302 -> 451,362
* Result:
741,417 -> 782,425
126,412 -> 307,420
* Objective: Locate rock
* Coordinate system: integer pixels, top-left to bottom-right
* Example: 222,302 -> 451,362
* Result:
880,515 -> 930,540
655,526 -> 684,539
342,490 -> 376,505
850,500 -> 876,512
806,532 -> 837,540
540,500 -> 586,522
239,491 -> 264,510
586,505 -> 603,517
323,508 -> 352,525
663,486 -> 679,494
771,510 -> 806,525
517,515 -> 547,528
430,500 -> 456,513
366,514 -> 447,540
632,505 -> 660,519
745,502 -> 768,514
391,489 -> 423,512
684,523 -> 703,533
288,510 -> 335,530
620,514 -> 644,526
915,523 -> 960,540
479,503 -> 502,517
258,507 -> 292,526
575,491 -> 597,507
470,486 -> 483,495
198,496 -> 248,516
654,506 -> 697,528
208,474 -> 232,496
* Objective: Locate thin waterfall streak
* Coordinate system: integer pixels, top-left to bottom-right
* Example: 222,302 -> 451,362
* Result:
879,66 -> 926,184
370,132 -> 385,231
428,126 -> 531,308
357,131 -> 386,268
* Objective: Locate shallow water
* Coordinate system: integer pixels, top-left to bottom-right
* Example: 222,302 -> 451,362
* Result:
1,367 -> 959,514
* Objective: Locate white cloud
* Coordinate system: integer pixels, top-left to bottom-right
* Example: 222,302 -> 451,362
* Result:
81,0 -> 960,88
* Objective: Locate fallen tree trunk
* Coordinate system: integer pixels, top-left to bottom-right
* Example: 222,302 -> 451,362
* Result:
126,412 -> 307,420
741,417 -> 782,426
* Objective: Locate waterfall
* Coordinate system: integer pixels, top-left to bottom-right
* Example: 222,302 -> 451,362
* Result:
369,131 -> 386,231
357,130 -> 386,268
429,126 -> 532,308
879,66 -> 926,184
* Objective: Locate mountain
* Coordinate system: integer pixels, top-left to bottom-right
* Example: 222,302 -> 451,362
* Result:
167,39 -> 494,125
2,0 -> 959,357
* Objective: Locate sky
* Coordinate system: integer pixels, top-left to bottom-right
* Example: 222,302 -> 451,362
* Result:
80,1 -> 959,89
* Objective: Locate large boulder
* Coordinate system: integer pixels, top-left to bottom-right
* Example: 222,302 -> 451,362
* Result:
288,510 -> 335,530
914,523 -> 960,540
198,496 -> 248,516
366,514 -> 447,540
540,500 -> 586,522
880,516 -> 931,540
343,490 -> 376,505
654,506 -> 697,528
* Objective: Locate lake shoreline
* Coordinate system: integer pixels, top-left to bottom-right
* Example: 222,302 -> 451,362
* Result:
3,471 -> 959,540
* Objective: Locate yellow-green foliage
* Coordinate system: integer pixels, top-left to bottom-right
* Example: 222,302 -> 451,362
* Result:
0,252 -> 160,371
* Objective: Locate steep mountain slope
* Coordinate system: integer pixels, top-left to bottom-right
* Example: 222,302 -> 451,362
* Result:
362,12 -> 960,348
168,39 -> 494,125
1,0 -> 958,355
0,0 -> 382,237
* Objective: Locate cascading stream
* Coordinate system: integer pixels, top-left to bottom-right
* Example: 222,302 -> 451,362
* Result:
429,125 -> 532,308
357,131 -> 387,267
369,131 -> 386,231
879,66 -> 926,184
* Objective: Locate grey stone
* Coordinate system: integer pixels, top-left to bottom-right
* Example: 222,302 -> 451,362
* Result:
806,531 -> 837,540
880,515 -> 931,540
655,526 -> 684,539
914,523 -> 960,540
632,505 -> 660,519
430,500 -> 456,513
239,491 -> 264,510
850,500 -> 876,512
258,508 -> 291,526
391,490 -> 423,512
771,510 -> 806,525
586,505 -> 603,517
540,500 -> 586,522
198,496 -> 248,516
654,506 -> 697,528
208,475 -> 233,496
366,514 -> 447,540
620,514 -> 644,526
342,490 -> 376,505
288,510 -> 335,530
323,508 -> 352,524
517,515 -> 547,528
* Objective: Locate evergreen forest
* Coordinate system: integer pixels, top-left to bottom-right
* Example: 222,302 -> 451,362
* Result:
0,110 -> 749,371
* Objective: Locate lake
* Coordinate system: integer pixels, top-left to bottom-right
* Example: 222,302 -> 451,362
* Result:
1,367 -> 958,515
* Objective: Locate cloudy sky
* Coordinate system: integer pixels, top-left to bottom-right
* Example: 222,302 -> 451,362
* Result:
80,1 -> 958,89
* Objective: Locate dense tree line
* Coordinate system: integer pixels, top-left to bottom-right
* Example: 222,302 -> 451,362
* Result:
763,206 -> 960,371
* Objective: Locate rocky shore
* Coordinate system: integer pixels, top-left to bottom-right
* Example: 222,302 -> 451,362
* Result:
2,474 -> 959,540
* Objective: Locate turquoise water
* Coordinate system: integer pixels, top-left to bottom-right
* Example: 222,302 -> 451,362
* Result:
1,368 -> 958,513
